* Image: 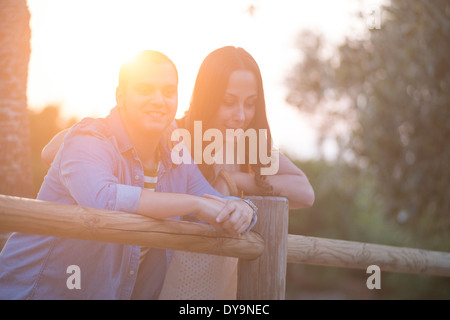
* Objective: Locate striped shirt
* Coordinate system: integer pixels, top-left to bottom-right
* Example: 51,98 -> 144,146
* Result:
143,164 -> 159,192
140,161 -> 160,265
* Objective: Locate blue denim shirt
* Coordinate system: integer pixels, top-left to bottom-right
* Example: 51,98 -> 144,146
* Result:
0,107 -> 248,300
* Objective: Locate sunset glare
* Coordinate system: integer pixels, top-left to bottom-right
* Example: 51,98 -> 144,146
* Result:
26,0 -> 384,159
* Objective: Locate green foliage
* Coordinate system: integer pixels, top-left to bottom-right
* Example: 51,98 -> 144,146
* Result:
285,2 -> 450,297
288,159 -> 423,248
286,0 -> 450,237
287,158 -> 450,299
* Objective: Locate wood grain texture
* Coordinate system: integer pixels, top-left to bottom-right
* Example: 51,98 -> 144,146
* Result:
237,196 -> 290,300
287,234 -> 450,277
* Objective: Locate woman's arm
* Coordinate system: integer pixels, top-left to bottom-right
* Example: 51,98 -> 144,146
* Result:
228,153 -> 315,210
41,128 -> 69,166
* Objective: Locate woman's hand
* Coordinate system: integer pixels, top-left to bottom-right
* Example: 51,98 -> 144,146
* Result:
228,153 -> 315,209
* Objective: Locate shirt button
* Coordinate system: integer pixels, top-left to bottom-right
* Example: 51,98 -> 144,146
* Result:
129,270 -> 135,276
135,175 -> 140,180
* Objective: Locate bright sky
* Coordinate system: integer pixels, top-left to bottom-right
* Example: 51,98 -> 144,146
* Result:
26,0 -> 384,159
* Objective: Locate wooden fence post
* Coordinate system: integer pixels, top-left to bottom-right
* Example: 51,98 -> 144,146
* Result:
237,196 -> 289,300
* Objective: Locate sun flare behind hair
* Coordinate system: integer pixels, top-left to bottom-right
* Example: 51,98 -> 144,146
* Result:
117,50 -> 179,91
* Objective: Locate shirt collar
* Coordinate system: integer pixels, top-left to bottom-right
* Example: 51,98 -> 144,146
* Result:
106,106 -> 176,169
107,106 -> 134,154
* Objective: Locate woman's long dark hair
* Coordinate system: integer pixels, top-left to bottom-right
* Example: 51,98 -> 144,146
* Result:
179,46 -> 274,194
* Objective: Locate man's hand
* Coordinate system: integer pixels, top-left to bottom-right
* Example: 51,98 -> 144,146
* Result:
202,194 -> 253,237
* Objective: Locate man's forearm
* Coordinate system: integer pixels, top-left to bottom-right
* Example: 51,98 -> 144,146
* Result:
136,189 -> 201,219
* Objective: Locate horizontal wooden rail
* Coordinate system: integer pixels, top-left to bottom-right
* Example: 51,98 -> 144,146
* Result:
0,194 -> 264,260
1,194 -> 449,280
287,234 -> 450,277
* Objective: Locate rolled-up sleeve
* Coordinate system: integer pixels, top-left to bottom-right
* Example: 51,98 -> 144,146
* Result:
115,184 -> 141,213
59,130 -> 140,213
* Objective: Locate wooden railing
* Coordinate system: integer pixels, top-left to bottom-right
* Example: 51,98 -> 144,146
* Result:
0,194 -> 449,299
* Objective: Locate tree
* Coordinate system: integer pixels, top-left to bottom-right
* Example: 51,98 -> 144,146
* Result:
0,0 -> 33,198
0,0 -> 32,248
286,0 -> 450,237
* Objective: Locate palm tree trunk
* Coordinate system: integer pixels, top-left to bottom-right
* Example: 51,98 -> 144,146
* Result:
0,0 -> 33,198
0,0 -> 33,248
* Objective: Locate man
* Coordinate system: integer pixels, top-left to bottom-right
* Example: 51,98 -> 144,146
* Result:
0,50 -> 256,299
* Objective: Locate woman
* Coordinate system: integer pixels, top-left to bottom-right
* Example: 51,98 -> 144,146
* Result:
174,46 -> 314,207
159,46 -> 314,299
41,46 -> 314,299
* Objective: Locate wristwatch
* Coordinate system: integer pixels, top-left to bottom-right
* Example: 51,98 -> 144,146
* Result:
242,199 -> 258,233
